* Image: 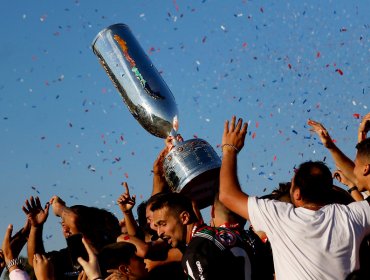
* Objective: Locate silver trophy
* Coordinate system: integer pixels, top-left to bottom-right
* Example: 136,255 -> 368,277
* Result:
92,23 -> 220,208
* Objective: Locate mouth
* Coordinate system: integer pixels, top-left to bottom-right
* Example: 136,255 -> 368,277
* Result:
162,236 -> 172,246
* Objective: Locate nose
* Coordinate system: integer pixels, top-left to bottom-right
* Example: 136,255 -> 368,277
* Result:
157,226 -> 164,238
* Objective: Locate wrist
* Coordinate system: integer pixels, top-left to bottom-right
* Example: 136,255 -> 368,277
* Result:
6,258 -> 23,271
348,186 -> 358,194
221,144 -> 239,154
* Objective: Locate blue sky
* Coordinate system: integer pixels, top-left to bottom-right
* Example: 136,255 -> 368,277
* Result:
0,0 -> 368,252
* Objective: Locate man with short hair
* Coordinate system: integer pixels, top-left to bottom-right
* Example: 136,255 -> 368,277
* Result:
354,138 -> 370,193
219,116 -> 370,279
151,192 -> 250,280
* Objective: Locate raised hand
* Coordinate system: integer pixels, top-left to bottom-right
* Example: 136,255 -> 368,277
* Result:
49,195 -> 67,217
358,113 -> 370,143
77,238 -> 102,280
22,196 -> 50,227
33,253 -> 55,280
2,224 -> 27,272
117,182 -> 136,214
307,119 -> 335,148
222,116 -> 248,153
333,169 -> 356,188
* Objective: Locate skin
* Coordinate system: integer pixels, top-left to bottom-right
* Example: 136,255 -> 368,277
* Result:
33,253 -> 55,280
153,206 -> 189,249
353,153 -> 370,192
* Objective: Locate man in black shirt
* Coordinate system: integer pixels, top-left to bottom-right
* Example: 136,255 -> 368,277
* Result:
151,192 -> 249,280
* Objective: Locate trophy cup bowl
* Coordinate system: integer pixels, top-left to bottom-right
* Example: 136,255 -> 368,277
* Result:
92,23 -> 221,208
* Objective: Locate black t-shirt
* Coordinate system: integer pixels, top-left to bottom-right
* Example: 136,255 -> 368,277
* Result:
46,248 -> 79,280
182,225 -> 250,280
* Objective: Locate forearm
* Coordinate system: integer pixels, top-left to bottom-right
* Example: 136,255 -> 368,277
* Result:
327,144 -> 356,182
27,226 -> 45,266
152,174 -> 169,196
219,150 -> 249,220
122,211 -> 139,236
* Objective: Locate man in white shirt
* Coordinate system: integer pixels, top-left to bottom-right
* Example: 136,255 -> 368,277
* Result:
219,116 -> 370,280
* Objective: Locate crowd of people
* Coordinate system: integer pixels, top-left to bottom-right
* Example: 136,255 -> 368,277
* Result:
0,113 -> 370,280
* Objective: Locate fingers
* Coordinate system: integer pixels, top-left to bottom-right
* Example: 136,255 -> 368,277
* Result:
229,116 -> 236,132
224,120 -> 229,135
122,182 -> 130,195
235,117 -> 243,131
35,197 -> 42,209
2,224 -> 13,249
241,123 -> 248,135
30,196 -> 37,209
81,237 -> 95,259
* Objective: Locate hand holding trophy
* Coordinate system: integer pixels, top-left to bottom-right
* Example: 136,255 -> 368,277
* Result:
92,24 -> 220,208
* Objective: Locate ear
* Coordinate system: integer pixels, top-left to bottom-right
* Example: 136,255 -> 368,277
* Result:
363,164 -> 370,176
292,187 -> 302,202
179,211 -> 191,225
118,264 -> 130,276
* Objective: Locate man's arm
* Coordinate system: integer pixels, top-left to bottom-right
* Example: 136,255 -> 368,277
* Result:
117,182 -> 139,236
22,196 -> 50,266
358,113 -> 370,143
308,119 -> 356,183
219,116 -> 250,221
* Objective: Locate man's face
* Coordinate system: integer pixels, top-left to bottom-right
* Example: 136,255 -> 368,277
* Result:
353,153 -> 369,192
153,206 -> 186,248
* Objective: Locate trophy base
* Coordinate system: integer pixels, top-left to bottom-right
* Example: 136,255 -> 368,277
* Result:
163,138 -> 221,209
180,168 -> 220,209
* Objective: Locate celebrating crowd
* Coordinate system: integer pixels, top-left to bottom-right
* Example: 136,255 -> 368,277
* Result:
1,113 -> 370,280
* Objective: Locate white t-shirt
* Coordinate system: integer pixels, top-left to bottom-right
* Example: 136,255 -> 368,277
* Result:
248,197 -> 370,280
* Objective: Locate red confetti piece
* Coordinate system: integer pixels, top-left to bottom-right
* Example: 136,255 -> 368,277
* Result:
335,69 -> 344,75
273,155 -> 277,161
124,172 -> 129,178
256,122 -> 259,128
316,51 -> 321,58
252,132 -> 256,139
353,113 -> 360,119
173,0 -> 179,12
288,63 -> 292,69
242,42 -> 247,48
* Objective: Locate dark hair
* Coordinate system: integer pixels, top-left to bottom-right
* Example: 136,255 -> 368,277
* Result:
136,201 -> 148,230
70,205 -> 121,251
293,161 -> 333,203
150,192 -> 198,223
356,138 -> 370,161
98,242 -> 137,275
260,182 -> 291,202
